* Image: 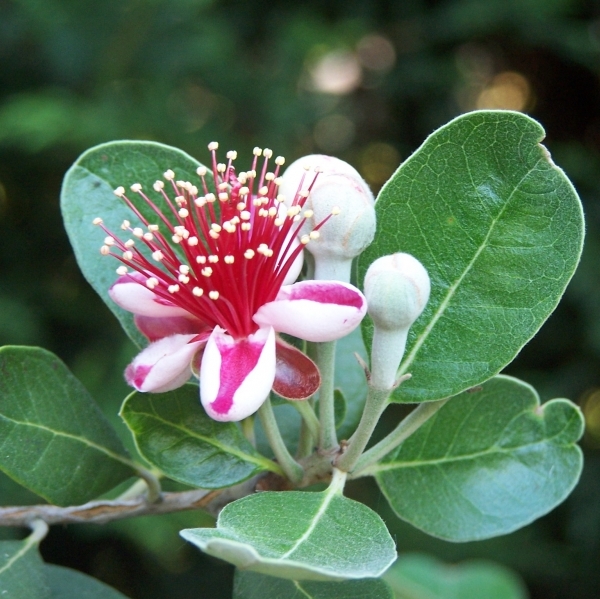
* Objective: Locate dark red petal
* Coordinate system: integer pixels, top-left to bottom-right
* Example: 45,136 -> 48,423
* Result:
134,314 -> 205,342
272,337 -> 321,400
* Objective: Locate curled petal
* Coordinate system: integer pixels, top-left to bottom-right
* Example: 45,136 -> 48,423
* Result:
253,280 -> 367,342
125,334 -> 202,393
200,326 -> 275,422
273,337 -> 320,400
134,314 -> 206,342
109,273 -> 190,318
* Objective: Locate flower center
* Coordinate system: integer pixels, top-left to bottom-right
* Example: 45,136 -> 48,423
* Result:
95,143 -> 338,339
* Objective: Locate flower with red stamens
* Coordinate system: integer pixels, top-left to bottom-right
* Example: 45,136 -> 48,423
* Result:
95,143 -> 367,421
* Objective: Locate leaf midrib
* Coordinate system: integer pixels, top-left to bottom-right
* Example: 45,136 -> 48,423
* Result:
127,408 -> 280,473
0,414 -> 133,468
398,156 -> 543,377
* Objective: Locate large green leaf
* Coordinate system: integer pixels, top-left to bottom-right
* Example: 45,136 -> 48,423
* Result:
233,570 -> 394,599
0,346 -> 135,506
61,140 -> 204,347
359,111 -> 584,403
385,554 -> 528,599
120,385 -> 280,488
0,536 -> 49,599
180,475 -> 396,580
45,565 -> 131,599
373,375 -> 584,541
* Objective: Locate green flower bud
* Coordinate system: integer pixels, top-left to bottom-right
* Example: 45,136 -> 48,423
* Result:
364,253 -> 430,389
280,155 -> 376,282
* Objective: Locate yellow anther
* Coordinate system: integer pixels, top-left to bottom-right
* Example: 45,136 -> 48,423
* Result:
100,245 -> 110,255
287,206 -> 301,217
133,227 -> 144,238
93,217 -> 103,225
195,197 -> 207,207
152,250 -> 164,261
268,207 -> 277,217
116,266 -> 128,275
196,256 -> 207,264
244,249 -> 255,259
274,218 -> 284,227
172,234 -> 182,244
197,166 -> 207,177
208,255 -> 219,263
122,251 -> 133,261
201,267 -> 213,277
303,210 -> 314,219
226,150 -> 238,160
263,148 -> 273,158
187,236 -> 199,246
258,186 -> 269,196
143,232 -> 154,241
168,284 -> 180,294
120,220 -> 130,230
193,287 -> 204,297
209,230 -> 220,239
164,169 -> 175,180
179,265 -> 190,274
275,156 -> 285,166
146,277 -> 159,289
265,172 -> 275,181
301,235 -> 310,245
178,274 -> 190,284
331,206 -> 341,215
104,236 -> 115,245
113,186 -> 125,197
298,189 -> 310,198
239,186 -> 249,196
224,255 -> 235,264
253,147 -> 262,156
209,291 -> 219,300
124,239 -> 135,248
153,181 -> 165,192
179,208 -> 189,218
208,141 -> 219,151
310,230 -> 320,240
219,192 -> 229,202
206,193 -> 216,203
130,183 -> 142,193
241,223 -> 251,231
148,224 -> 159,232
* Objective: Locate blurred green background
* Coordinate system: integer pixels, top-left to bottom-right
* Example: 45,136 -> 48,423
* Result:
1,0 -> 599,597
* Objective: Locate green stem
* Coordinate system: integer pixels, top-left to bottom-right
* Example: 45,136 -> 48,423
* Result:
292,400 -> 320,441
28,519 -> 49,543
350,398 -> 450,478
241,415 -> 256,447
316,340 -> 338,451
258,397 -> 304,485
296,419 -> 314,459
334,385 -> 392,472
135,465 -> 162,503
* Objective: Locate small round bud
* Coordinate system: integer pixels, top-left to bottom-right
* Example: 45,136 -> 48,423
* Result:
364,253 -> 431,389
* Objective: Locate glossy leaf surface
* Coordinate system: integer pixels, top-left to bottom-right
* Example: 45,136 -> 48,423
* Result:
121,385 -> 279,488
359,111 -> 584,402
374,375 -> 584,541
61,140 -> 203,347
0,346 -> 134,506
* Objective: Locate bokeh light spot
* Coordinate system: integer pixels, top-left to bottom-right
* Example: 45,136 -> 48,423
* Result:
313,114 -> 355,152
360,142 -> 400,187
357,34 -> 396,72
310,50 -> 362,95
476,71 -> 532,112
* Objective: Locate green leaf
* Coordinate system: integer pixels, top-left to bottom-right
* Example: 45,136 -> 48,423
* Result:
61,140 -> 204,347
234,570 -> 394,599
120,385 -> 280,488
0,346 -> 135,506
358,111 -> 584,403
374,375 -> 584,541
334,327 -> 368,439
385,554 -> 528,599
180,475 -> 396,581
45,565 -> 131,599
0,535 -> 49,599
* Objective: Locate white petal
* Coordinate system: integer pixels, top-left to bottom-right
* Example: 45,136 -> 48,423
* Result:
125,334 -> 201,393
253,280 -> 367,342
200,326 -> 276,422
109,274 -> 190,318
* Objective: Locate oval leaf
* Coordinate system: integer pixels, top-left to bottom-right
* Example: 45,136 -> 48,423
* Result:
180,485 -> 396,580
359,111 -> 584,402
0,346 -> 134,506
234,570 -> 394,599
120,385 -> 280,488
0,538 -> 49,599
385,554 -> 528,599
61,140 -> 204,347
374,375 -> 584,541
45,565 -> 131,599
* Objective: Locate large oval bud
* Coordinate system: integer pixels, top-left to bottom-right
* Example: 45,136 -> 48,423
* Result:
280,155 -> 376,282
